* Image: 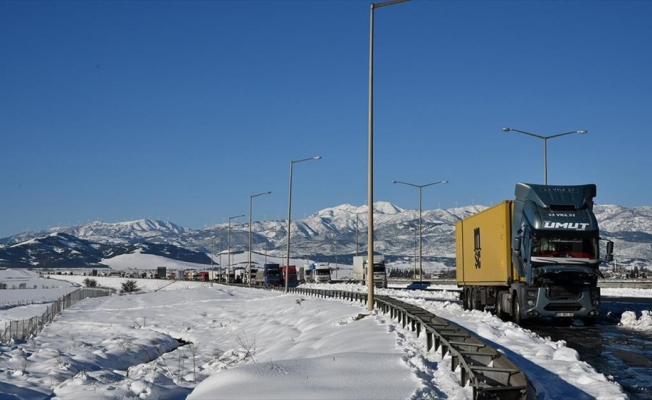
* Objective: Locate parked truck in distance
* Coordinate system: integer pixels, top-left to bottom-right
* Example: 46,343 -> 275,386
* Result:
353,255 -> 387,288
305,262 -> 332,283
263,263 -> 282,287
245,266 -> 264,286
456,183 -> 613,326
281,265 -> 298,288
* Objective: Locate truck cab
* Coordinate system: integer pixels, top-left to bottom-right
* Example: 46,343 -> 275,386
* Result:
509,183 -> 613,324
314,262 -> 332,283
306,262 -> 331,283
263,263 -> 282,287
281,265 -> 298,288
353,255 -> 388,288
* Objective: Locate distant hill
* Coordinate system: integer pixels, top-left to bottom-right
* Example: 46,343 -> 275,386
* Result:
1,202 -> 651,269
0,232 -> 211,268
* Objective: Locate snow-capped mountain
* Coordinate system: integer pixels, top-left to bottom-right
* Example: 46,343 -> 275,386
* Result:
1,202 -> 651,268
3,219 -> 187,246
0,232 -> 211,268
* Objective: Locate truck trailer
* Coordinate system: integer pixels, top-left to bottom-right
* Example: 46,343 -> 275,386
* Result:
456,183 -> 613,325
353,255 -> 387,288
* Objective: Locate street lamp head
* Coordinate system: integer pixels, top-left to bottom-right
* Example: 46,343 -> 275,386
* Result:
577,130 -> 588,134
251,191 -> 272,199
441,180 -> 449,184
313,156 -> 322,160
392,180 -> 398,184
502,127 -> 512,132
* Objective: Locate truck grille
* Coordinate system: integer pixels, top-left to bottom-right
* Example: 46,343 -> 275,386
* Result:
544,303 -> 582,312
547,287 -> 581,300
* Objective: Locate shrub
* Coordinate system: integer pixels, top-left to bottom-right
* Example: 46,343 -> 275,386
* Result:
83,278 -> 97,288
121,280 -> 140,293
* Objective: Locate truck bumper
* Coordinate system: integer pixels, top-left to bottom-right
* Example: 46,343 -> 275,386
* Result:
521,286 -> 600,319
374,275 -> 387,288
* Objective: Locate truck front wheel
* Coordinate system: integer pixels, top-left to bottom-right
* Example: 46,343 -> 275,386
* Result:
512,294 -> 523,325
496,292 -> 508,321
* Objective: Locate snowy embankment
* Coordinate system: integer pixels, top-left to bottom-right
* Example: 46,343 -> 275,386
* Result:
0,271 -> 644,399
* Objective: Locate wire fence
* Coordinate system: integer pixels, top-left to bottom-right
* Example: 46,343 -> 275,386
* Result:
0,287 -> 114,344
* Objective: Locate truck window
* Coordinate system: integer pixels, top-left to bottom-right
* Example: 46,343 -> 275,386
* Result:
533,236 -> 597,259
373,263 -> 386,272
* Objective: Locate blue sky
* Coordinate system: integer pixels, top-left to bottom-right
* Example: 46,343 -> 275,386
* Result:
1,0 -> 651,238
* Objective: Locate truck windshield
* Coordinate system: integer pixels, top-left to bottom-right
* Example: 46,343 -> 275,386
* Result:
373,263 -> 386,272
531,235 -> 597,259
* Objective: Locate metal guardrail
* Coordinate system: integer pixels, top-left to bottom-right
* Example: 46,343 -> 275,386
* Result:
263,285 -> 534,399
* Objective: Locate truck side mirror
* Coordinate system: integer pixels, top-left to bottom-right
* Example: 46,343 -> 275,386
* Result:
512,237 -> 521,254
605,240 -> 614,262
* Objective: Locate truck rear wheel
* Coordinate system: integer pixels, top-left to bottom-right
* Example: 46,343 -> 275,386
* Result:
463,288 -> 471,310
471,289 -> 483,311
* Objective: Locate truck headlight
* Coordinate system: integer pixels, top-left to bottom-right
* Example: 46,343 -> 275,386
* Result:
527,290 -> 536,298
527,300 -> 535,307
592,300 -> 600,306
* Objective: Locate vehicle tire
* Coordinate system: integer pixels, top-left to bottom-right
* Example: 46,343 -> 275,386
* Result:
462,288 -> 470,310
471,289 -> 483,311
512,293 -> 523,325
496,293 -> 508,321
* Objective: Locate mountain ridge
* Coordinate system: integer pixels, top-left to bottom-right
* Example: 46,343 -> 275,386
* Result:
1,202 -> 651,268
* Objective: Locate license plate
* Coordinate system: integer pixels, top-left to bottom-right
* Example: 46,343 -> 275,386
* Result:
556,312 -> 574,317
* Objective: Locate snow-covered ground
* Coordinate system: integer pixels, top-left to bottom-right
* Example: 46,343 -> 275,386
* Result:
0,258 -> 650,399
0,269 -> 79,326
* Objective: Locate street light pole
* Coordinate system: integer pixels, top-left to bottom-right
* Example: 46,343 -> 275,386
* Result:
355,213 -> 360,256
502,127 -> 588,185
393,179 -> 448,281
213,226 -> 226,284
210,235 -> 215,286
228,214 -> 244,284
218,236 -> 222,283
342,209 -> 364,256
210,236 -> 215,271
286,156 -> 322,293
368,0 -> 410,311
249,191 -> 271,287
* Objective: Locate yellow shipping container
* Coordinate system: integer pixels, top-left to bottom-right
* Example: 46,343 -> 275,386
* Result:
455,201 -> 523,286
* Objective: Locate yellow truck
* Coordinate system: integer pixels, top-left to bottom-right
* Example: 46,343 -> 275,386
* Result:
456,183 -> 613,325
